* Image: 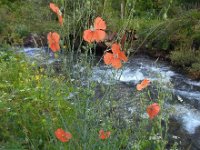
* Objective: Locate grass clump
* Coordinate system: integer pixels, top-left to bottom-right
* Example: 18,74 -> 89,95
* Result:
170,49 -> 197,67
0,50 -> 76,149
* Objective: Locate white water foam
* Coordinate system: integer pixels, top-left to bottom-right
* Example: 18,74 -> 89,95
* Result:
91,65 -> 175,85
117,69 -> 145,82
92,66 -> 118,84
186,80 -> 200,87
175,90 -> 200,100
147,66 -> 175,83
92,67 -> 147,84
172,104 -> 200,134
23,47 -> 42,52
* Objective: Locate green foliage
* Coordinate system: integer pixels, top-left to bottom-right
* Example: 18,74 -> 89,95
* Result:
0,45 -> 174,149
134,9 -> 200,78
0,0 -> 59,45
0,51 -> 76,149
0,0 -> 196,148
0,0 -> 199,148
170,49 -> 197,67
143,10 -> 200,49
191,63 -> 200,71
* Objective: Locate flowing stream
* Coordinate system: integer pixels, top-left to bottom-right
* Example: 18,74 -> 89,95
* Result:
92,55 -> 200,129
21,47 -> 200,149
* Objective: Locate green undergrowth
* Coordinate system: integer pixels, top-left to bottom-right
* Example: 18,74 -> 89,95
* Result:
0,0 -> 184,148
1,1 -> 200,80
0,50 -> 75,149
0,0 -> 61,46
0,47 -> 177,149
136,9 -> 200,79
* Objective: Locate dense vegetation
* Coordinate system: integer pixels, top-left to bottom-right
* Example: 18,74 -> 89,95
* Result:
0,45 -> 173,149
0,0 -> 199,149
0,0 -> 199,78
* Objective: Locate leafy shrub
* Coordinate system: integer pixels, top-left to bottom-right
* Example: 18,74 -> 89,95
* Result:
170,49 -> 197,67
191,62 -> 200,71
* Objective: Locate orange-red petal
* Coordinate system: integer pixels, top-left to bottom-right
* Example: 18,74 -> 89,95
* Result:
58,15 -> 63,26
47,32 -> 60,52
94,17 -> 106,30
49,3 -> 59,14
51,32 -> 60,43
99,129 -> 111,140
50,43 -> 60,52
119,51 -> 128,62
93,30 -> 106,42
104,52 -> 114,65
83,29 -> 95,43
141,79 -> 150,85
136,79 -> 150,91
147,103 -> 160,119
136,84 -> 143,91
111,43 -> 121,55
111,58 -> 122,69
140,79 -> 150,88
55,128 -> 72,142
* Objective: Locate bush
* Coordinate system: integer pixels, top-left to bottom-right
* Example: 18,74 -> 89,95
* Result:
170,49 -> 197,67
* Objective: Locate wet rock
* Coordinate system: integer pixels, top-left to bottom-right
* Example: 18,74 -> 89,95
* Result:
23,33 -> 47,47
188,71 -> 200,80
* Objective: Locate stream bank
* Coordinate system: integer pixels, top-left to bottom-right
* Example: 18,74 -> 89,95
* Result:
21,47 -> 200,149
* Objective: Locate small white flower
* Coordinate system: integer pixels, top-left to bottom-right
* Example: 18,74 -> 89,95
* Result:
177,95 -> 183,102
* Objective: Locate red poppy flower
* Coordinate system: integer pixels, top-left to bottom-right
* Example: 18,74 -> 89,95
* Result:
99,129 -> 111,140
58,15 -> 63,26
103,43 -> 128,69
49,3 -> 63,26
147,103 -> 160,119
55,128 -> 72,142
136,79 -> 150,91
50,3 -> 59,14
47,32 -> 60,52
83,17 -> 107,43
